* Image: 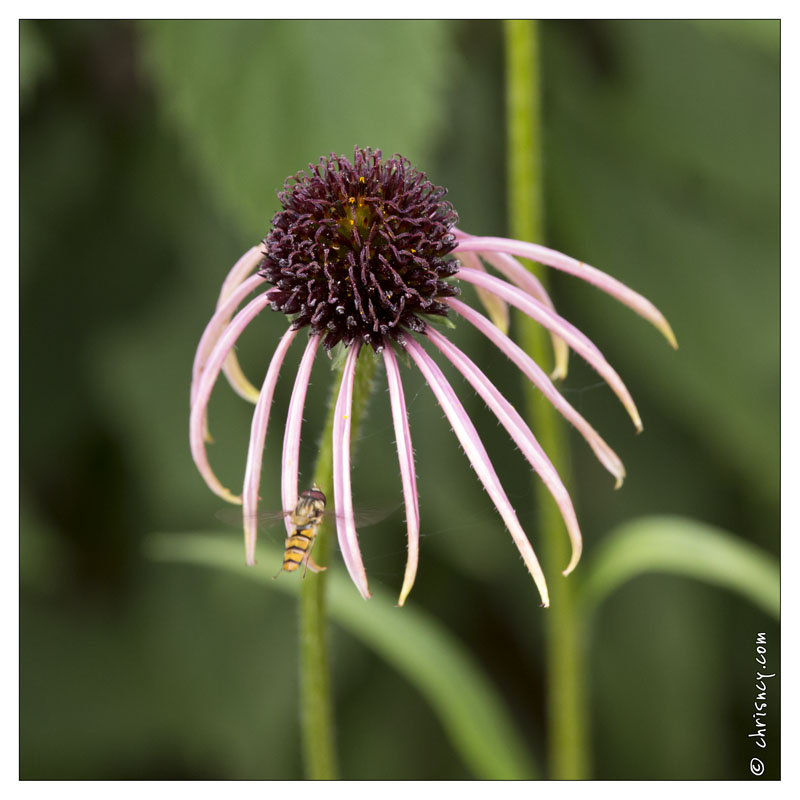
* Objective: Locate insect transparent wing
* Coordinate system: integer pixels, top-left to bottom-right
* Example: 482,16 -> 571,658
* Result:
320,504 -> 400,529
215,507 -> 293,529
216,503 -> 399,531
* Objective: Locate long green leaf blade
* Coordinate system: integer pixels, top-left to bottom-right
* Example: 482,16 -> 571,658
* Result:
579,516 -> 779,619
145,532 -> 538,780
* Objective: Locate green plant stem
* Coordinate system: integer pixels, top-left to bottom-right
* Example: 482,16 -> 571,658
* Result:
299,347 -> 379,780
146,530 -> 540,779
503,20 -> 590,780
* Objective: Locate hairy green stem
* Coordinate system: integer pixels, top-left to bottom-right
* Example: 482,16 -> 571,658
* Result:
299,347 -> 379,780
503,20 -> 590,779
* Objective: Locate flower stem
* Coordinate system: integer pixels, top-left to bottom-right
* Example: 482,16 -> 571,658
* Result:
503,19 -> 590,779
299,348 -> 379,780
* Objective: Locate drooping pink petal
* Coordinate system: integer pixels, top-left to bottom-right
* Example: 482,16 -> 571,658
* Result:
219,245 -> 265,302
189,293 -> 273,504
404,336 -> 549,606
242,327 -> 299,566
217,246 -> 268,402
454,234 -> 678,349
426,327 -> 582,575
455,250 -> 510,336
455,267 -> 643,432
191,273 -> 269,407
454,229 -> 568,379
447,298 -> 626,487
333,344 -> 371,600
478,251 -> 570,380
382,346 -> 420,606
281,334 -> 322,535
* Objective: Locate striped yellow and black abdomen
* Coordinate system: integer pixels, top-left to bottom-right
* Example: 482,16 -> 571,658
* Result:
282,528 -> 314,572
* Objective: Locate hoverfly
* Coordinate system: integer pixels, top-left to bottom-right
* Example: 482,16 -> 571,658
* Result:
280,484 -> 328,575
219,486 -> 392,577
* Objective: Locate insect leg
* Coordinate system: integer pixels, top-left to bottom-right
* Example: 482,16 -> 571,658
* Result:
302,532 -> 328,577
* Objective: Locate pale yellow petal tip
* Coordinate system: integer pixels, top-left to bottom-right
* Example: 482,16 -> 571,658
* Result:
242,386 -> 261,404
397,581 -> 414,607
475,284 -> 510,334
486,305 -> 509,335
622,393 -> 643,432
536,582 -> 550,608
202,414 -> 214,444
221,489 -> 243,506
222,355 -> 261,404
397,560 -> 418,607
614,475 -> 625,490
551,341 -> 570,381
659,319 -> 679,350
562,551 -> 582,577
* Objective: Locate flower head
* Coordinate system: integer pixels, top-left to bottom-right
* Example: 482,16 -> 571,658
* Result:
260,147 -> 459,351
190,147 -> 676,608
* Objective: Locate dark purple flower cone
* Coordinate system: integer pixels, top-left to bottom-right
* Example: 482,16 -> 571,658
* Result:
259,147 -> 460,351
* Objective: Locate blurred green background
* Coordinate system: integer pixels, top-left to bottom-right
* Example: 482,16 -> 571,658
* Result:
20,20 -> 779,779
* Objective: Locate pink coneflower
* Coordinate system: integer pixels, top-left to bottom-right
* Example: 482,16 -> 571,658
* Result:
190,147 -> 676,608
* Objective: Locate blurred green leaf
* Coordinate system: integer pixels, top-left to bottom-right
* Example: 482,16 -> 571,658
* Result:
21,560 -> 305,779
580,516 -> 779,618
141,20 -> 457,240
690,20 -> 779,55
20,21 -> 51,108
20,490 -> 73,595
146,532 -> 539,780
544,20 -> 779,505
